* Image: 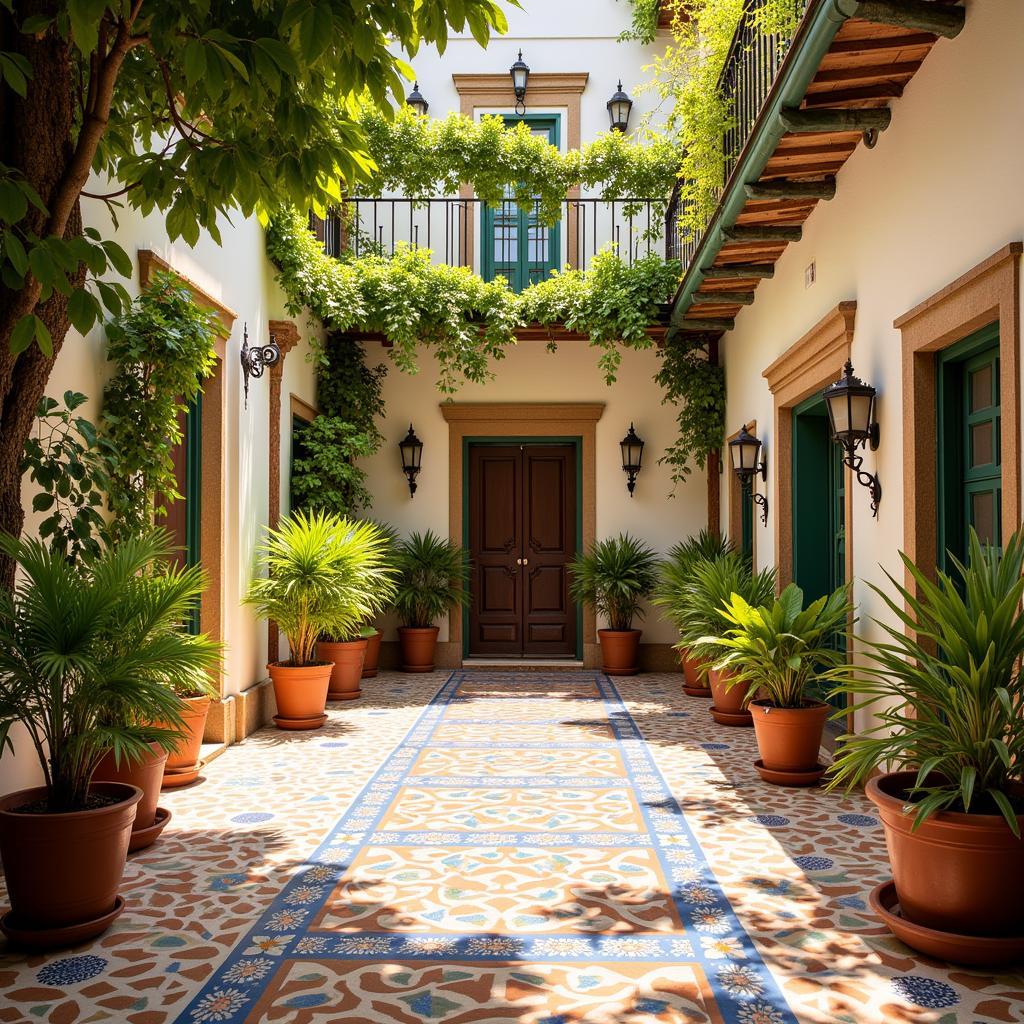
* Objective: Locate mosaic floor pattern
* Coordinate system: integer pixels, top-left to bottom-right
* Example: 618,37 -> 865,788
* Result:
1,670 -> 1023,1023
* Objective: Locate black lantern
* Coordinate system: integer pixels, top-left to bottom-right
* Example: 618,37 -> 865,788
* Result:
822,359 -> 881,517
509,50 -> 530,115
728,424 -> 768,526
406,81 -> 429,117
607,80 -> 633,133
239,322 -> 280,409
620,423 -> 645,496
399,424 -> 423,497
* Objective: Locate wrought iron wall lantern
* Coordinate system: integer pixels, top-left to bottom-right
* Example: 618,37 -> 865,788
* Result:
620,423 -> 645,496
240,323 -> 280,409
406,81 -> 429,116
399,424 -> 424,497
729,424 -> 768,527
509,50 -> 530,115
607,80 -> 633,133
822,359 -> 882,517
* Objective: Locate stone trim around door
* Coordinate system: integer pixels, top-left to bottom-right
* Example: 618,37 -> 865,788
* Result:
440,402 -> 604,668
138,251 -> 232,739
895,242 -> 1022,585
452,72 -> 589,271
763,301 -> 857,591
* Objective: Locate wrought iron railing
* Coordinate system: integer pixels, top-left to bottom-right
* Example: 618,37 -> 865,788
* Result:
312,197 -> 669,275
668,0 -> 809,271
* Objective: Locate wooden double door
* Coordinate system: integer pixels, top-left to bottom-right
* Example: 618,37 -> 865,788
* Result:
467,443 -> 578,658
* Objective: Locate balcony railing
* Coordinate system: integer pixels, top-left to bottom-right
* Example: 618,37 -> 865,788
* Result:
312,197 -> 670,276
668,0 -> 809,271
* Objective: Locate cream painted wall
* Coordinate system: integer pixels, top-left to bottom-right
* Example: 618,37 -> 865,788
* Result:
361,337 -> 707,645
1,186 -> 319,798
718,0 -> 1023,730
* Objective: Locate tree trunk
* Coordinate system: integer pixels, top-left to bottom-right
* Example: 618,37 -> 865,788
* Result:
0,5 -> 84,588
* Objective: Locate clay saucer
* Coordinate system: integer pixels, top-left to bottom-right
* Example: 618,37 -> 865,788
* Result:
1,895 -> 125,951
754,759 -> 827,787
709,705 -> 753,727
870,880 -> 1024,967
129,806 -> 172,853
273,712 -> 328,731
327,689 -> 362,702
161,759 -> 205,789
683,685 -> 713,698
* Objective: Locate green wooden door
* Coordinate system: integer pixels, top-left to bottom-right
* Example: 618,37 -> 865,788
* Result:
481,117 -> 561,291
937,324 -> 1001,570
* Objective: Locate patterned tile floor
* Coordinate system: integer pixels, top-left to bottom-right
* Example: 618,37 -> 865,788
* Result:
1,670 -> 1022,1023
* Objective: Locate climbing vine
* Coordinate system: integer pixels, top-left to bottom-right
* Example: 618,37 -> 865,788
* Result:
618,0 -> 663,43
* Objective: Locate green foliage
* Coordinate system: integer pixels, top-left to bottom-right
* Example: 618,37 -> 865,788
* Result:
828,529 -> 1024,834
652,530 -> 734,634
245,511 -> 396,664
568,534 -> 660,632
1,0 -> 515,356
21,392 -> 115,564
101,273 -> 220,539
292,337 -> 387,518
703,581 -> 852,709
0,530 -> 220,812
392,530 -> 471,629
357,106 -> 680,224
618,0 -> 663,44
678,552 -> 776,663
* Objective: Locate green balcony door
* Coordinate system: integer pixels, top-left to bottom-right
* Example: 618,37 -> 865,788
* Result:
937,324 -> 1001,571
166,394 -> 202,635
792,394 -> 846,724
481,116 -> 560,291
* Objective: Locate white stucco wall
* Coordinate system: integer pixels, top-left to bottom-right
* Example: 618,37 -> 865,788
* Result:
718,0 -> 1023,729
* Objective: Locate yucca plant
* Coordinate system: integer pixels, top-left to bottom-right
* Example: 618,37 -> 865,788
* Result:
568,533 -> 659,632
245,511 -> 396,664
828,528 -> 1024,833
652,530 -> 734,634
703,582 -> 852,708
680,552 -> 777,664
393,530 -> 470,629
0,531 -> 220,813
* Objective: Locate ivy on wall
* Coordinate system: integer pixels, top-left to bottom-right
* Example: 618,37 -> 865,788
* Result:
268,207 -> 722,487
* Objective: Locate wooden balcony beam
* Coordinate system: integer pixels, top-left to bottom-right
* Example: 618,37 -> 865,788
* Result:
701,263 -> 776,280
745,177 -> 837,201
779,106 -> 892,134
722,224 -> 803,243
852,0 -> 965,39
693,290 -> 755,305
678,317 -> 734,332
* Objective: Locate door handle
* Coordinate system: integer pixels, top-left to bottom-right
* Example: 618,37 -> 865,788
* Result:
515,557 -> 530,566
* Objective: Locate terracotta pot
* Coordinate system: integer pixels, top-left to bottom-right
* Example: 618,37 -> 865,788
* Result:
155,694 -> 211,772
399,626 -> 439,672
749,699 -> 829,773
94,742 -> 167,831
268,662 -> 331,721
708,667 -> 745,712
318,638 -> 367,699
679,648 -> 704,687
598,629 -> 642,676
362,628 -> 383,678
0,782 -> 141,932
867,771 -> 1024,938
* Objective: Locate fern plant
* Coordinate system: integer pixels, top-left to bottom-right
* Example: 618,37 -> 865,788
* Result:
652,530 -> 734,634
393,531 -> 471,629
568,534 -> 660,632
245,511 -> 396,664
828,529 -> 1024,833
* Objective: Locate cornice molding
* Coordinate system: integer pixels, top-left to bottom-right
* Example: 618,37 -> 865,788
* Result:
137,249 -> 237,337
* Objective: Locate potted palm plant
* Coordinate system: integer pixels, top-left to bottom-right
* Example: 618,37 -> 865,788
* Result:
153,671 -> 218,789
245,511 -> 390,728
682,553 -> 776,725
828,529 -> 1024,966
568,534 -> 659,676
362,522 -> 398,679
653,530 -> 734,695
393,530 -> 470,672
316,520 -> 396,700
704,582 -> 850,784
0,532 -> 219,948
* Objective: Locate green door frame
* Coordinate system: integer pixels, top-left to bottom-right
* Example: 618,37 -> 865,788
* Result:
462,435 -> 583,660
183,393 -> 202,635
937,322 -> 1001,572
481,114 -> 561,291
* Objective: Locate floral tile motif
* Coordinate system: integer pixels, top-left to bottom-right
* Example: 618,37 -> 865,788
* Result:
1,670 -> 1022,1024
